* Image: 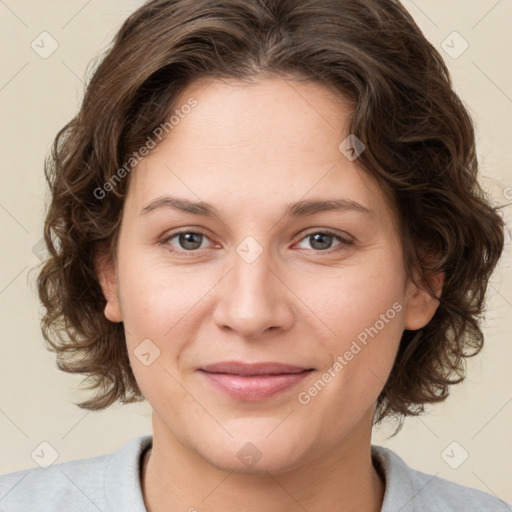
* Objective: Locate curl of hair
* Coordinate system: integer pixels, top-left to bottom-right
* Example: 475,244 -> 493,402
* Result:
37,0 -> 505,425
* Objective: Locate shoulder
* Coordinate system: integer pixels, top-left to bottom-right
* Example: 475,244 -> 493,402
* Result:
372,445 -> 512,512
0,435 -> 152,512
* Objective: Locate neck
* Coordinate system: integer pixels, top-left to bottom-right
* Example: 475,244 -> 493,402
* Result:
141,411 -> 384,512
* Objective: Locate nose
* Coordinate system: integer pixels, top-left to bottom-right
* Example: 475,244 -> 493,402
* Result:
212,246 -> 295,340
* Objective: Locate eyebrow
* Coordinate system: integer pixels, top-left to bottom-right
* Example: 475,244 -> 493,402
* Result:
140,195 -> 375,218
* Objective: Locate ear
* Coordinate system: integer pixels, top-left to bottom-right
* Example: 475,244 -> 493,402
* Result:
95,251 -> 123,323
403,269 -> 444,331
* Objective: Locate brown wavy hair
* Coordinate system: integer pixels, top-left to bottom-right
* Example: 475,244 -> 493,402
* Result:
36,0 -> 505,425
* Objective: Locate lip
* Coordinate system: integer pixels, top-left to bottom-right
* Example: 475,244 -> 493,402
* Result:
198,361 -> 314,401
200,361 -> 311,376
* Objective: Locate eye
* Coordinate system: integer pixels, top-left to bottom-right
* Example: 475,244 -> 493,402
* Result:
162,229 -> 353,254
164,230 -> 212,252
294,230 -> 353,252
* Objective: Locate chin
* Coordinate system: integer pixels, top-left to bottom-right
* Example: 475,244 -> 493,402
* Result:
197,422 -> 316,475
208,444 -> 310,476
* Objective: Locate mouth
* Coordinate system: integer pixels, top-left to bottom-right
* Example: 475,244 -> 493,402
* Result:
198,361 -> 314,401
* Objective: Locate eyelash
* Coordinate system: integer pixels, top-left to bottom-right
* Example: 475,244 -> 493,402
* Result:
161,228 -> 353,255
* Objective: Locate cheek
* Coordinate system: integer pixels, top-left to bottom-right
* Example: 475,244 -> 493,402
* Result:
118,262 -> 200,401
299,296 -> 404,432
301,257 -> 407,339
301,254 -> 407,399
117,247 -> 208,333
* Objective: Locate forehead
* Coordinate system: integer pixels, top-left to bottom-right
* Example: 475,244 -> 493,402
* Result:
125,76 -> 396,227
169,75 -> 351,155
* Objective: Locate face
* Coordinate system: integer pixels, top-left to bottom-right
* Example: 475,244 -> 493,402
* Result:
98,76 -> 441,474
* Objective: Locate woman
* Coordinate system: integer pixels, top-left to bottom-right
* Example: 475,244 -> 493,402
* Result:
0,0 -> 509,510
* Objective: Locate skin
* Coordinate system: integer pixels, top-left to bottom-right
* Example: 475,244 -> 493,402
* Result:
97,76 -> 443,512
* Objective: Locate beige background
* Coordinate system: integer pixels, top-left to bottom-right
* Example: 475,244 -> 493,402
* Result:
1,0 -> 511,503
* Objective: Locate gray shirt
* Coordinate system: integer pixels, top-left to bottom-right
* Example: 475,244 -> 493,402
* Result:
1,435 -> 510,511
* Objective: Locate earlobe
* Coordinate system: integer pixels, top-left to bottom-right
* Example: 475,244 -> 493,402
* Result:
103,303 -> 122,323
95,253 -> 123,323
403,270 -> 444,331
